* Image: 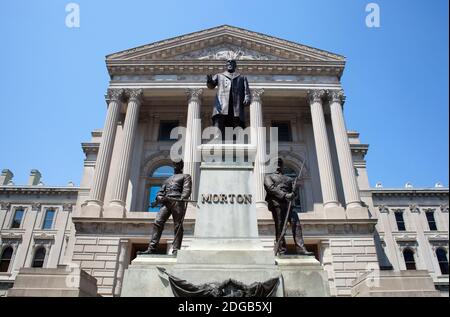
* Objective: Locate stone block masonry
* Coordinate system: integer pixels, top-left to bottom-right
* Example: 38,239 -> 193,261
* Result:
329,237 -> 379,296
71,236 -> 122,297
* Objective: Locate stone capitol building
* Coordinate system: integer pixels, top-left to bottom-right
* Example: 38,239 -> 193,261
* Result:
0,26 -> 448,297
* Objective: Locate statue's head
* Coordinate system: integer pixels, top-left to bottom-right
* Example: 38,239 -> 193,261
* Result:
226,59 -> 237,73
173,160 -> 184,174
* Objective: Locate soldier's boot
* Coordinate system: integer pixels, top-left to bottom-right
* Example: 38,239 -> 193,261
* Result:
293,223 -> 314,256
138,222 -> 164,255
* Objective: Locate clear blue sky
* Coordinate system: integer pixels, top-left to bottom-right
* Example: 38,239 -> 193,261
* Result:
0,0 -> 448,188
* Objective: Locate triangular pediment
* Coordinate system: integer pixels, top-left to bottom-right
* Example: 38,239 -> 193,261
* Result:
106,25 -> 345,63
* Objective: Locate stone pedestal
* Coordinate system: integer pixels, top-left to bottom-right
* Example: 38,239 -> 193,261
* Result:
351,270 -> 441,297
7,266 -> 98,297
276,255 -> 330,297
121,144 -> 330,297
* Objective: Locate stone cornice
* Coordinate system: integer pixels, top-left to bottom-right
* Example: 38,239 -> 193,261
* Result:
372,189 -> 449,197
0,186 -> 79,196
106,60 -> 344,78
106,25 -> 345,62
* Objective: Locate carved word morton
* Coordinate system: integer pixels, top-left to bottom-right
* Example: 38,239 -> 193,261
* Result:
201,193 -> 253,204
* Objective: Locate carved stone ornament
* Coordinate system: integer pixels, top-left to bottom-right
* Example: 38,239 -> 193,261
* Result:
125,88 -> 144,103
63,203 -> 73,212
440,204 -> 449,213
327,90 -> 346,104
378,205 -> 389,213
307,89 -> 326,104
251,88 -> 264,102
186,88 -> 203,102
174,44 -> 281,61
31,203 -> 42,212
409,204 -> 420,213
106,88 -> 125,102
157,267 -> 279,297
0,201 -> 11,211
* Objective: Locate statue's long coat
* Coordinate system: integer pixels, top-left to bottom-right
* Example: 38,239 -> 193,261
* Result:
207,71 -> 251,122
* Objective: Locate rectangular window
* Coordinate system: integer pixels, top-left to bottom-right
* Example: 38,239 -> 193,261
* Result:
271,121 -> 292,142
395,211 -> 406,231
11,209 -> 24,229
425,211 -> 437,231
42,210 -> 56,230
158,121 -> 179,141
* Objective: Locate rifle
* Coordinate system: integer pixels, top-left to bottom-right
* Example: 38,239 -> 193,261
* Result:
273,160 -> 306,256
150,197 -> 196,208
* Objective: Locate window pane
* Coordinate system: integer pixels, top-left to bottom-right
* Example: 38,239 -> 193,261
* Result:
426,212 -> 437,231
436,249 -> 449,275
272,121 -> 292,142
151,166 -> 174,178
159,121 -> 179,141
148,186 -> 162,212
11,210 -> 24,228
403,249 -> 416,270
32,248 -> 46,268
0,247 -> 13,272
42,210 -> 55,230
395,212 -> 406,231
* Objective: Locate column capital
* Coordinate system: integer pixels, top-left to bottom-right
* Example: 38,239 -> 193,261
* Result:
185,88 -> 203,102
105,88 -> 125,103
251,88 -> 264,102
125,88 -> 144,103
327,89 -> 346,105
307,89 -> 326,104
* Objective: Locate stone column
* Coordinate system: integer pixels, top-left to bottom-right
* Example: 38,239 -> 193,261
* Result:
106,89 -> 143,217
328,90 -> 362,209
84,89 -> 123,217
183,89 -> 202,201
308,90 -> 340,209
250,89 -> 268,210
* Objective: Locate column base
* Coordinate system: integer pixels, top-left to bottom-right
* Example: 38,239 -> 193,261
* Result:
103,201 -> 127,219
80,200 -> 103,218
324,204 -> 346,220
346,205 -> 370,219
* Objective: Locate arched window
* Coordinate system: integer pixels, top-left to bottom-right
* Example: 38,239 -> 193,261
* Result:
436,248 -> 449,275
282,165 -> 305,213
146,165 -> 174,212
403,248 -> 416,270
32,247 -> 46,268
0,246 -> 13,272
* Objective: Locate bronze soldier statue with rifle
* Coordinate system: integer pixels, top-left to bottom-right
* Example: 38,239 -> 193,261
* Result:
264,158 -> 313,256
138,160 -> 193,255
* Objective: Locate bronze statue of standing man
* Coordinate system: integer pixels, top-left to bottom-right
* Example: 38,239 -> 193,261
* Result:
139,160 -> 192,255
264,158 -> 313,256
207,59 -> 251,140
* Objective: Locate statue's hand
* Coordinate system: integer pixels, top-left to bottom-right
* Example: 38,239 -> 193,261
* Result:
243,96 -> 251,106
285,193 -> 295,201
